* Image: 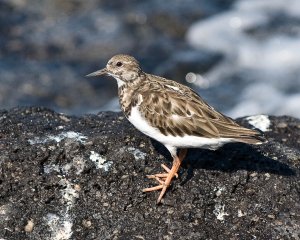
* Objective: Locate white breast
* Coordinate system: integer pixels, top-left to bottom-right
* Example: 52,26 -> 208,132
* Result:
115,77 -> 125,88
108,73 -> 125,88
128,106 -> 234,155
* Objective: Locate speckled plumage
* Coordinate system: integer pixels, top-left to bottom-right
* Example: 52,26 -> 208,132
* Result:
87,54 -> 266,203
119,73 -> 264,143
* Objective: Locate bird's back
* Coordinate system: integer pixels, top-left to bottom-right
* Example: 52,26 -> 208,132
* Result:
133,73 -> 266,145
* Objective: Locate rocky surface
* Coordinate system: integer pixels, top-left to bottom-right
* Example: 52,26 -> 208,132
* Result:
0,107 -> 299,239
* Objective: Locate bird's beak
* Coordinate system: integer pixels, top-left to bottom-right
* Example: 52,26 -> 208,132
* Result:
85,68 -> 108,77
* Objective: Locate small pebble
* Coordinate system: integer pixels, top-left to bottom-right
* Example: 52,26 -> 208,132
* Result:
275,220 -> 283,225
277,122 -> 287,128
82,219 -> 92,228
238,210 -> 246,217
74,184 -> 81,191
250,172 -> 257,177
215,189 -> 222,197
59,115 -> 70,122
251,216 -> 259,222
264,173 -> 271,180
24,219 -> 34,232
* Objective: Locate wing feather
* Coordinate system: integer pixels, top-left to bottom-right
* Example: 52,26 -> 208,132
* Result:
136,76 -> 262,142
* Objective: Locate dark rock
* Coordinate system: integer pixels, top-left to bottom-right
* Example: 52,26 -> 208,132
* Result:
0,107 -> 299,239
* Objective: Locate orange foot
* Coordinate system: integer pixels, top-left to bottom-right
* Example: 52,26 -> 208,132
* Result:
143,164 -> 178,191
143,149 -> 187,204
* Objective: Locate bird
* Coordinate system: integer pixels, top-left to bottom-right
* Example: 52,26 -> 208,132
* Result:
86,54 -> 266,204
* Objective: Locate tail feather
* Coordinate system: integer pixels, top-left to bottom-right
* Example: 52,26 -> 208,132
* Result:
234,134 -> 267,145
218,126 -> 268,145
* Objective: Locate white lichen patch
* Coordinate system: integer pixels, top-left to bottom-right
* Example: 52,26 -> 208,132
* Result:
127,147 -> 147,160
72,156 -> 87,175
45,179 -> 79,240
213,204 -> 229,221
246,115 -> 271,132
59,179 -> 79,205
45,213 -> 73,240
89,151 -> 112,171
0,204 -> 10,221
44,157 -> 87,175
43,164 -> 61,174
28,131 -> 87,145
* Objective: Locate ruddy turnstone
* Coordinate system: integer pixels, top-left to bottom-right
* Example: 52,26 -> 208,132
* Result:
87,54 -> 266,204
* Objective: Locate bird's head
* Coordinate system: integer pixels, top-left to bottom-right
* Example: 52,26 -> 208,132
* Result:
86,54 -> 143,87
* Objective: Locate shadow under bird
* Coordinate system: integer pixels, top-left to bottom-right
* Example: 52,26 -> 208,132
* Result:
86,54 -> 266,204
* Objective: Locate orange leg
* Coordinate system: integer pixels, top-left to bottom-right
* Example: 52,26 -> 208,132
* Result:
143,149 -> 187,204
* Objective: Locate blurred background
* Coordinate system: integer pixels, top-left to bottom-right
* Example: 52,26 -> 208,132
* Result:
1,0 -> 300,117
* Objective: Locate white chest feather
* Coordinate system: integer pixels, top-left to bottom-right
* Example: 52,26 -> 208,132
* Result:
128,106 -> 233,155
116,77 -> 125,88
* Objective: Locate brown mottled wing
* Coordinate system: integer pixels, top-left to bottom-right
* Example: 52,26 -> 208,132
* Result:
137,77 -> 263,143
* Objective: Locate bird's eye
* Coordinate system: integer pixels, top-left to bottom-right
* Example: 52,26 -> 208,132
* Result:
116,62 -> 123,67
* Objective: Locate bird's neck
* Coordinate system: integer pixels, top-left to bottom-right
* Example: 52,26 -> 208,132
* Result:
118,73 -> 146,118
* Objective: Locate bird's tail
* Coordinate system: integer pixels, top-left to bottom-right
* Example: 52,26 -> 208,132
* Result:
218,124 -> 268,145
234,134 -> 267,145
